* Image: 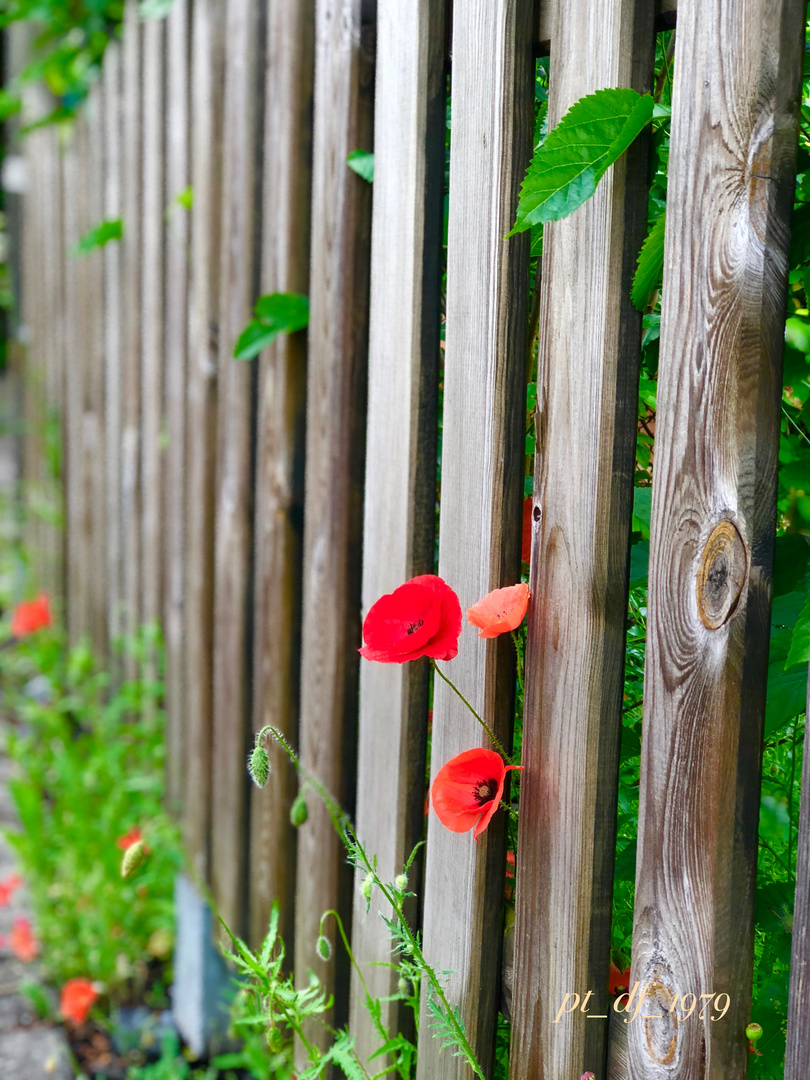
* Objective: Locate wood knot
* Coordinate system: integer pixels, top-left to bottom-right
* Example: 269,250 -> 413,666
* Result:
696,520 -> 747,630
643,980 -> 678,1065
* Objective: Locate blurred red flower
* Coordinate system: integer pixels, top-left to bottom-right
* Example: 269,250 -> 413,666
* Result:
116,827 -> 143,851
522,497 -> 532,563
60,978 -> 99,1024
9,916 -> 39,962
467,583 -> 529,639
10,594 -> 52,637
431,748 -> 522,841
505,850 -> 516,900
0,873 -> 23,908
359,575 -> 462,663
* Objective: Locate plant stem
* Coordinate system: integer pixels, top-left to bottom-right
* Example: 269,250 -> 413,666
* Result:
430,660 -> 514,765
511,629 -> 524,697
788,718 -> 799,884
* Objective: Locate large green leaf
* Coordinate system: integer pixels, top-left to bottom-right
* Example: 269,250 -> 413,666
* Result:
631,212 -> 666,311
70,218 -> 123,258
509,88 -> 654,234
347,149 -> 374,183
233,292 -> 310,361
786,593 -> 810,668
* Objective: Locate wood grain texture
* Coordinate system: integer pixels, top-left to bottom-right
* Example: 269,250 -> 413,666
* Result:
183,0 -> 226,881
249,0 -> 314,949
349,0 -> 446,1066
102,43 -> 123,665
785,665 -> 810,1077
535,0 -> 676,53
119,0 -> 142,670
415,2 -> 533,1077
294,0 -> 375,1053
628,2 -> 805,1077
163,0 -> 190,816
140,15 -> 165,634
210,0 -> 264,938
509,2 -> 655,1077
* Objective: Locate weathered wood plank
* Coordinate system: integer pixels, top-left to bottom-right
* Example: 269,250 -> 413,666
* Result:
415,2 -> 533,1077
120,0 -> 142,670
103,43 -> 123,666
140,14 -> 165,637
786,664 -> 810,1076
163,0 -> 190,817
349,0 -> 446,1065
628,2 -> 805,1077
249,0 -> 315,950
509,2 -> 655,1077
184,0 -> 226,881
210,0 -> 264,938
535,0 -> 676,52
294,0 -> 375,1050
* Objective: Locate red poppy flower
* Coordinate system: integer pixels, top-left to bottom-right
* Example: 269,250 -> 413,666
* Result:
505,849 -> 516,900
359,575 -> 462,663
0,873 -> 23,908
10,594 -> 52,637
116,827 -> 143,851
60,978 -> 99,1024
431,748 -> 522,841
522,497 -> 532,563
466,583 -> 529,639
609,963 -> 631,1002
9,916 -> 39,962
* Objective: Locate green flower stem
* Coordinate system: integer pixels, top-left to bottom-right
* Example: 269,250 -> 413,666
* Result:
500,800 -> 519,823
510,629 -> 524,697
430,660 -> 514,766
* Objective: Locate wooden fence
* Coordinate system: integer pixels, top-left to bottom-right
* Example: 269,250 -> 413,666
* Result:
9,0 -> 810,1076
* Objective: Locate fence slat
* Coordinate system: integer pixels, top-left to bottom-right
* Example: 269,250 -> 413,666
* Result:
183,0 -> 226,880
786,663 -> 810,1075
120,0 -> 142,668
103,43 -> 123,665
349,0 -> 446,1064
628,2 -> 805,1076
163,0 -> 190,814
249,0 -> 314,950
140,15 -> 165,635
210,0 -> 264,937
509,2 -> 655,1076
294,0 -> 375,1048
415,2 -> 533,1076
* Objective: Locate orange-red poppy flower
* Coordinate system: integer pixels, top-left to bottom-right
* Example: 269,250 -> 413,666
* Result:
9,916 -> 39,962
60,978 -> 99,1024
505,849 -> 516,900
609,963 -> 631,1002
359,575 -> 462,663
116,827 -> 143,851
522,497 -> 532,563
0,873 -> 23,908
431,748 -> 522,841
10,594 -> 52,637
466,583 -> 529,639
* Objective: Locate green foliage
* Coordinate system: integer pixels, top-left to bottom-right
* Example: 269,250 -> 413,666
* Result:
70,217 -> 123,257
347,149 -> 375,183
233,293 -> 310,361
509,88 -> 654,234
631,211 -> 665,311
0,624 -> 182,997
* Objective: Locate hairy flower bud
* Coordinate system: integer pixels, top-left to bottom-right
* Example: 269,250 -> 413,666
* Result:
397,977 -> 411,997
361,872 -> 374,901
290,793 -> 308,827
394,873 -> 408,893
121,839 -> 148,879
316,935 -> 332,961
249,745 -> 270,788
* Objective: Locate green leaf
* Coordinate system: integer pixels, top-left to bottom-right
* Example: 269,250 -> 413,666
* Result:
139,0 -> 176,18
786,593 -> 810,669
347,149 -> 374,183
628,541 -> 649,589
175,185 -> 193,209
233,293 -> 310,360
631,213 -> 666,311
786,316 -> 810,354
509,88 -> 654,234
70,218 -> 123,258
632,487 -> 652,539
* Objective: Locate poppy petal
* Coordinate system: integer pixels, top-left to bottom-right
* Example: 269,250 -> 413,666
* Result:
467,583 -> 529,639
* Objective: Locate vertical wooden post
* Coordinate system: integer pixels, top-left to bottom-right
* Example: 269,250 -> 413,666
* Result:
628,2 -> 805,1076
294,0 -> 375,1048
184,0 -> 226,881
349,0 -> 446,1065
249,0 -> 315,950
786,663 -> 810,1075
210,0 -> 264,938
509,1 -> 655,1076
415,2 -> 533,1077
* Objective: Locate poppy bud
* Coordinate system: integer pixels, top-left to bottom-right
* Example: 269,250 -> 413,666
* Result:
746,1023 -> 763,1042
395,873 -> 408,893
290,794 -> 308,827
361,873 -> 374,901
316,935 -> 332,961
397,977 -> 411,997
249,745 -> 270,788
121,839 -> 148,879
267,1027 -> 284,1053
581,1074 -> 596,1080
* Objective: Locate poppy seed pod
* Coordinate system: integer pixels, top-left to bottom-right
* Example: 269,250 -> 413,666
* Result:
746,1023 -> 763,1042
